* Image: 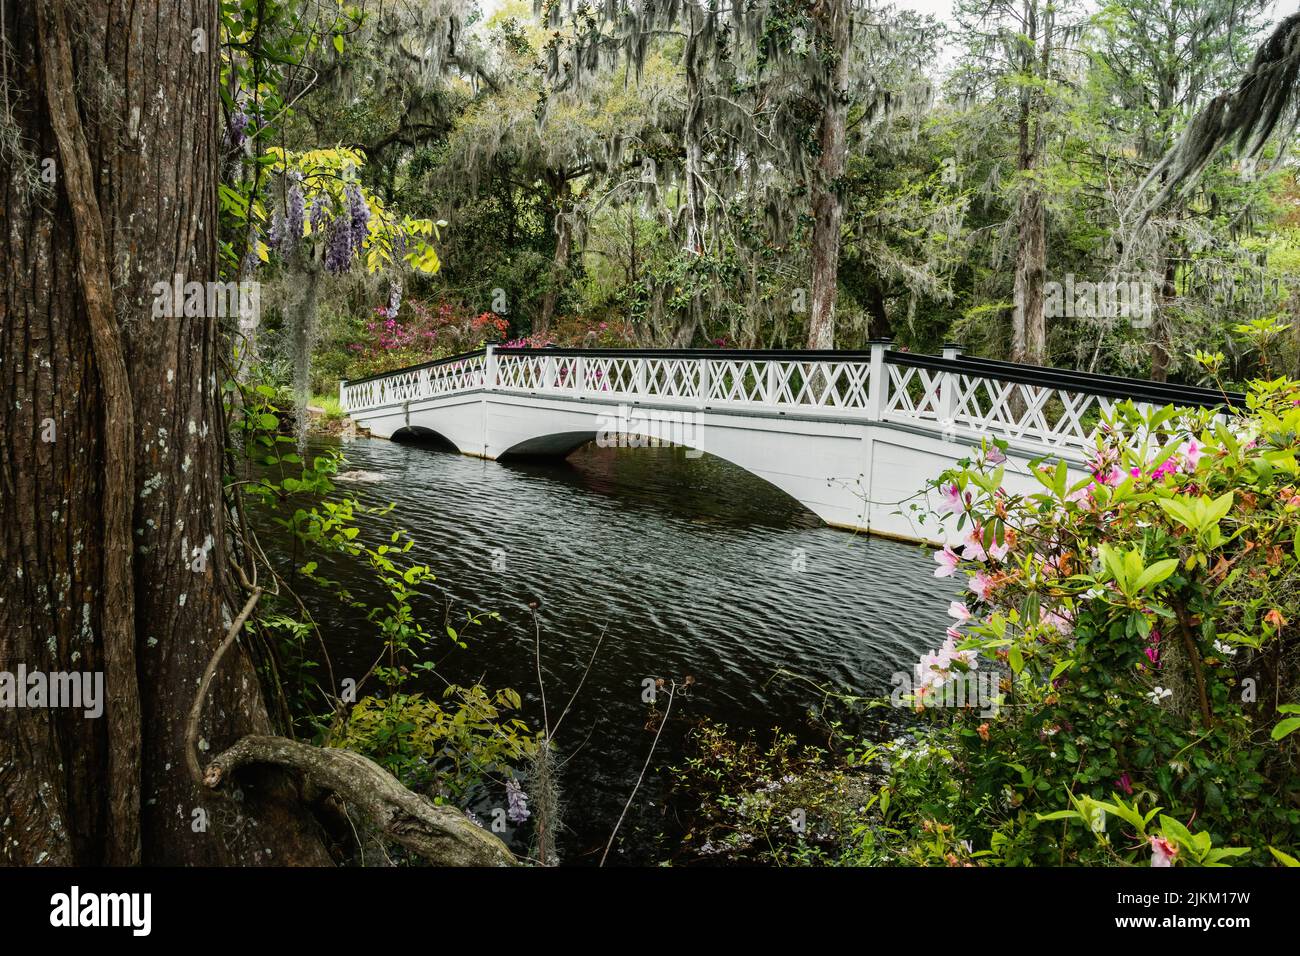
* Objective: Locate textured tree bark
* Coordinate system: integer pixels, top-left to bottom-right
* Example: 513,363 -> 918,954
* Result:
1150,253 -> 1178,382
682,6 -> 706,259
34,0 -> 142,866
1,0 -> 330,865
1010,0 -> 1049,367
1012,189 -> 1047,365
805,0 -> 850,350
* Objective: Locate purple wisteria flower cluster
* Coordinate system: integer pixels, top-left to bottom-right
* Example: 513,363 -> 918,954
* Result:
324,185 -> 371,275
224,109 -> 251,152
505,778 -> 529,823
284,173 -> 305,255
268,173 -> 308,260
309,196 -> 330,233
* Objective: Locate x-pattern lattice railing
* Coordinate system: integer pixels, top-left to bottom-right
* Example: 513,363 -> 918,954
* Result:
881,362 -> 1151,450
341,344 -> 1242,457
342,351 -> 487,411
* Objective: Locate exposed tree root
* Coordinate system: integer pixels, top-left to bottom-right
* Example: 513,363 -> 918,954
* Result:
204,736 -> 517,866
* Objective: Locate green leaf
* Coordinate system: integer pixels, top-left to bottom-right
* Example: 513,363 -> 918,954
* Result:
1268,846 -> 1300,867
1134,558 -> 1179,591
1034,810 -> 1081,822
1156,497 -> 1196,531
1270,716 -> 1300,741
1158,815 -> 1196,852
1048,659 -> 1073,680
1206,491 -> 1234,524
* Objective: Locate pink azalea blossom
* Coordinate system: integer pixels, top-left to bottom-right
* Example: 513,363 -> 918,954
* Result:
1143,630 -> 1162,668
1180,439 -> 1202,473
933,546 -> 960,578
962,526 -> 988,562
1116,773 -> 1133,796
951,646 -> 979,670
969,570 -> 994,602
938,482 -> 964,516
1065,485 -> 1094,510
1149,835 -> 1178,867
948,601 -> 972,622
1145,642 -> 1159,662
1152,457 -> 1179,480
1095,465 -> 1125,487
985,446 -> 1007,465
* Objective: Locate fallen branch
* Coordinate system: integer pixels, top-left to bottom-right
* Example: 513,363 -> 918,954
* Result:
204,735 -> 517,866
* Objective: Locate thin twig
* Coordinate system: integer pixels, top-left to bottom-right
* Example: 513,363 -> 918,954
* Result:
601,680 -> 676,867
187,586 -> 263,785
531,606 -> 550,733
551,625 -> 607,737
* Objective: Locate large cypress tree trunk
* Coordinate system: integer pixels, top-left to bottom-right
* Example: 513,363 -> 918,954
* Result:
1012,188 -> 1047,365
1,0 -> 329,865
682,5 -> 707,259
1010,0 -> 1049,367
805,0 -> 849,350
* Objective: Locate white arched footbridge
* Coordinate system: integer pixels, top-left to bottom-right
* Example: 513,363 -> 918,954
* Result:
340,343 -> 1241,544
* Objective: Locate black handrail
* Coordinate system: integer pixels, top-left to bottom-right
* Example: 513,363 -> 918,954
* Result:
945,352 -> 1242,406
340,348 -> 487,387
341,345 -> 1245,410
493,346 -> 876,361
885,351 -> 1245,410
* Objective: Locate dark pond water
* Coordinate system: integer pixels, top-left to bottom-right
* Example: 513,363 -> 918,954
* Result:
261,436 -> 959,864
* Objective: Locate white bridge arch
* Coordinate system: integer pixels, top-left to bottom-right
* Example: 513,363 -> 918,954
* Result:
341,343 -> 1241,544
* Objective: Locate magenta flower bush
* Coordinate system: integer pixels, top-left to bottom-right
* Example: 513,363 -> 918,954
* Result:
883,377 -> 1300,866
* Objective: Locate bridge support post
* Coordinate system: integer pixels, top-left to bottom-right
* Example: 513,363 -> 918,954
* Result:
484,345 -> 497,391
338,378 -> 347,413
939,342 -> 963,434
697,358 -> 709,409
867,339 -> 891,420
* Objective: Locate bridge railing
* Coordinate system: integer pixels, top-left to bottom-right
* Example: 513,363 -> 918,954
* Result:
340,349 -> 487,411
494,347 -> 875,411
341,342 -> 1243,457
881,349 -> 1242,453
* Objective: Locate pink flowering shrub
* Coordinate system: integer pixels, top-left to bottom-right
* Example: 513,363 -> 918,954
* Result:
344,301 -> 641,381
344,300 -> 509,379
891,377 -> 1300,866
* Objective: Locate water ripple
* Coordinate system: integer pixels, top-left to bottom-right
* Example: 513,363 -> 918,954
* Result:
280,438 -> 960,862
